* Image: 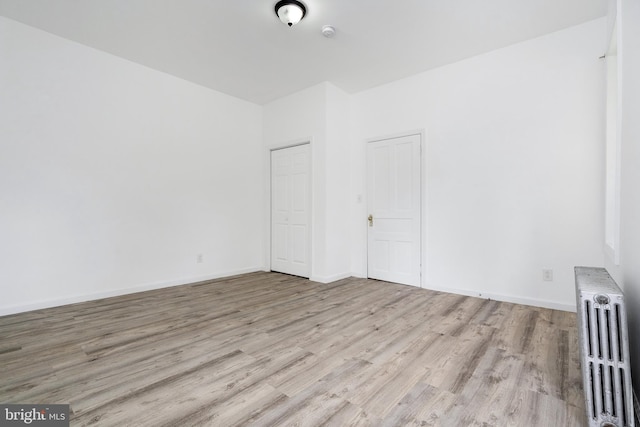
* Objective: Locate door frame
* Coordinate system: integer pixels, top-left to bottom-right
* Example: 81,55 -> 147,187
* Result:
364,130 -> 426,287
265,140 -> 313,277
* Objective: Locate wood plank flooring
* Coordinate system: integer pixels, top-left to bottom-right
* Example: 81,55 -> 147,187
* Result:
0,272 -> 586,426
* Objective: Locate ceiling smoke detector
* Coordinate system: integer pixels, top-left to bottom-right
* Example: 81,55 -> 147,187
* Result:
321,25 -> 336,38
274,0 -> 307,27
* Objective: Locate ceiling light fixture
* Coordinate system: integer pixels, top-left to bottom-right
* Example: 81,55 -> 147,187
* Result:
275,0 -> 307,27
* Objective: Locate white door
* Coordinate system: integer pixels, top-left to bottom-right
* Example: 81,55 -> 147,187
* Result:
271,144 -> 311,277
367,134 -> 421,286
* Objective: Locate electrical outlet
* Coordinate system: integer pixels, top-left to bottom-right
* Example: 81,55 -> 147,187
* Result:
197,254 -> 203,264
542,269 -> 553,282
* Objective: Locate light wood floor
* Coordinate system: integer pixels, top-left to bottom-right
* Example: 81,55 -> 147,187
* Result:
0,272 -> 586,426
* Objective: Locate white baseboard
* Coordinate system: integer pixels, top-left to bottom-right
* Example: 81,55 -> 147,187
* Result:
346,274 -> 576,311
4,269 -> 576,317
420,282 -> 576,312
0,267 -> 262,317
310,272 -> 352,284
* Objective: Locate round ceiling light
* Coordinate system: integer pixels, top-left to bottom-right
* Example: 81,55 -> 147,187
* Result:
275,0 -> 307,27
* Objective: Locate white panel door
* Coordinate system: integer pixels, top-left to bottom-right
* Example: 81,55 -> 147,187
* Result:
271,144 -> 311,277
367,134 -> 421,286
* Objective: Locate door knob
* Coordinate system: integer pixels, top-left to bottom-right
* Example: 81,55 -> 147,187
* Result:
368,214 -> 373,227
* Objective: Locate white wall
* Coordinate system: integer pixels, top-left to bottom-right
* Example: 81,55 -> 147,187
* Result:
351,19 -> 607,310
263,83 -> 328,280
0,17 -> 263,315
263,82 -> 352,283
1,13 -> 614,323
325,84 -> 352,280
604,0 -> 640,397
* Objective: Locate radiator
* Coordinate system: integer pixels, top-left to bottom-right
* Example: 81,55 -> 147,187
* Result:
575,267 -> 634,427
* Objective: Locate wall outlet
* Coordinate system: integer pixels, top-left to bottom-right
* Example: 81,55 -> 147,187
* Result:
197,254 -> 203,264
542,269 -> 553,282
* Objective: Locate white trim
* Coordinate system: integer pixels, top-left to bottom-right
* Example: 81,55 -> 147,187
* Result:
604,17 -> 621,266
364,130 -> 426,287
364,129 -> 424,145
604,243 -> 617,265
263,137 -> 314,273
0,268 -> 262,317
420,129 -> 428,289
268,141 -> 312,278
349,272 -> 574,311
634,388 -> 640,426
310,272 -> 351,284
266,137 -> 313,152
422,282 -> 576,312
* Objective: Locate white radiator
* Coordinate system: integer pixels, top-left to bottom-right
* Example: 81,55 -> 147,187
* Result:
575,266 -> 634,427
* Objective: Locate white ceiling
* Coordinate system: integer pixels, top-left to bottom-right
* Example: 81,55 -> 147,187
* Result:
0,0 -> 607,104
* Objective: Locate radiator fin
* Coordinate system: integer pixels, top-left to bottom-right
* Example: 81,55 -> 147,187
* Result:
575,266 -> 634,427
